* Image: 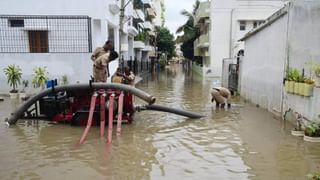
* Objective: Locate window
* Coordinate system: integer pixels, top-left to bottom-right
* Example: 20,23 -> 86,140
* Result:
239,21 -> 246,31
253,21 -> 257,28
9,19 -> 24,27
108,27 -> 115,43
28,31 -> 49,53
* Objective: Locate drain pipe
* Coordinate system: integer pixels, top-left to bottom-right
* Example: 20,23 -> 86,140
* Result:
5,83 -> 156,126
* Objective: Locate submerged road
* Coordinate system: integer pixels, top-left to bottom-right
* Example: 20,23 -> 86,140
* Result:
0,64 -> 319,179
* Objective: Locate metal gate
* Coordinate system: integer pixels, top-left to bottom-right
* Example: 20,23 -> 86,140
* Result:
222,58 -> 238,91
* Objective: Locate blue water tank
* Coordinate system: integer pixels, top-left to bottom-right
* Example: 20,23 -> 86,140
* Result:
46,79 -> 58,88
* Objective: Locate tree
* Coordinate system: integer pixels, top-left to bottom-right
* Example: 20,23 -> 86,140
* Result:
3,64 -> 22,93
155,26 -> 175,60
176,0 -> 200,60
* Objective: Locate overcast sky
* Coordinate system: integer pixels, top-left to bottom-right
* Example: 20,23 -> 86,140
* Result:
164,0 -> 196,37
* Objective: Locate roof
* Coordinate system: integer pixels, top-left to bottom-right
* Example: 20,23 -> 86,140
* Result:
239,3 -> 290,41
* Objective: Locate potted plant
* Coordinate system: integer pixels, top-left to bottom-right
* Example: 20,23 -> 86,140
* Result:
297,75 -> 305,96
292,69 -> 301,94
32,66 -> 49,90
304,77 -> 315,97
19,80 -> 29,100
307,171 -> 320,180
3,64 -> 22,99
304,122 -> 320,142
61,75 -> 69,85
306,60 -> 320,78
291,113 -> 304,136
285,68 -> 299,93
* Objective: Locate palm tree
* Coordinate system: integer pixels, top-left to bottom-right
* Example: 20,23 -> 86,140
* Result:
176,0 -> 200,60
3,64 -> 22,93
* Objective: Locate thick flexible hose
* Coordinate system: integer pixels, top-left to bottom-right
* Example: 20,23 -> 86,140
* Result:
6,83 -> 156,125
137,104 -> 205,119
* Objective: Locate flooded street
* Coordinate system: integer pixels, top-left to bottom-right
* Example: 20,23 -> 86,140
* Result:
1,64 -> 320,180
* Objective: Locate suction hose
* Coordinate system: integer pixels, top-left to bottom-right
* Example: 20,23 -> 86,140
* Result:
136,104 -> 205,119
5,83 -> 156,125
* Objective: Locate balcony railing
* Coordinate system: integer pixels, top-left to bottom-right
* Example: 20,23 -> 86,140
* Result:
194,33 -> 209,48
143,21 -> 153,31
146,8 -> 156,19
141,0 -> 152,8
133,9 -> 145,23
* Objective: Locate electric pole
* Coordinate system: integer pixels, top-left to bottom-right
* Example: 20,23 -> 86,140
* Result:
119,0 -> 125,68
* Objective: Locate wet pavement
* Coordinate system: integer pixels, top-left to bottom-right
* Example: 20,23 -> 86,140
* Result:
0,64 -> 320,180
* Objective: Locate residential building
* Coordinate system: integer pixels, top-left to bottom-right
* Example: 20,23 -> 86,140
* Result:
193,0 -> 210,76
0,0 -> 162,92
131,0 -> 157,75
153,0 -> 165,27
0,0 -> 129,92
209,0 -> 287,77
239,0 -> 320,121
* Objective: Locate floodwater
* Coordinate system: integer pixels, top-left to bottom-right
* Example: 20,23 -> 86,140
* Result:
1,64 -> 320,180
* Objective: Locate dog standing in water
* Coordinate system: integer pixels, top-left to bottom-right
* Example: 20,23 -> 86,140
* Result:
210,87 -> 232,108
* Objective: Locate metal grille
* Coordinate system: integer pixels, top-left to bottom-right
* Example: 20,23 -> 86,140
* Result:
0,15 -> 92,53
228,64 -> 239,91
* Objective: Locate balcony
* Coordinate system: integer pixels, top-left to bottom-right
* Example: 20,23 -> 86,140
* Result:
142,0 -> 152,8
146,8 -> 156,19
195,33 -> 209,48
133,9 -> 145,23
134,41 -> 145,49
142,45 -> 153,52
143,21 -> 153,31
194,33 -> 209,56
128,25 -> 139,36
195,1 -> 210,23
148,31 -> 156,37
149,49 -> 157,57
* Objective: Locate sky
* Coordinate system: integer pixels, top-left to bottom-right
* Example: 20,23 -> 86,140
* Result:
164,0 -> 196,37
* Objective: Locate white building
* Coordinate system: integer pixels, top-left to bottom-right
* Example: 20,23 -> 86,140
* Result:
0,0 -> 146,93
153,0 -> 165,27
239,0 -> 320,121
193,0 -> 210,76
209,0 -> 287,77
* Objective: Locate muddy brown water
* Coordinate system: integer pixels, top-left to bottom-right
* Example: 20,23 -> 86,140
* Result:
1,64 -> 320,180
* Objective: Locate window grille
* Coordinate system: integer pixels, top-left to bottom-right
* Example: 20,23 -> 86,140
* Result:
0,15 -> 92,53
239,21 -> 246,31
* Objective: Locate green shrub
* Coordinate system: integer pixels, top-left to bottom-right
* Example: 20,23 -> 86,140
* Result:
3,64 -> 22,93
32,66 -> 49,89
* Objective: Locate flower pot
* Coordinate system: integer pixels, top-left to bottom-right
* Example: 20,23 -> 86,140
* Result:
19,92 -> 27,100
291,130 -> 304,137
303,84 -> 314,97
303,135 -> 320,142
284,81 -> 290,92
288,81 -> 294,93
298,82 -> 304,95
9,92 -> 18,99
293,82 -> 300,94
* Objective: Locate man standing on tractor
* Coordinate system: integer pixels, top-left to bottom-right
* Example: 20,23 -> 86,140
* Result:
91,40 -> 118,82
